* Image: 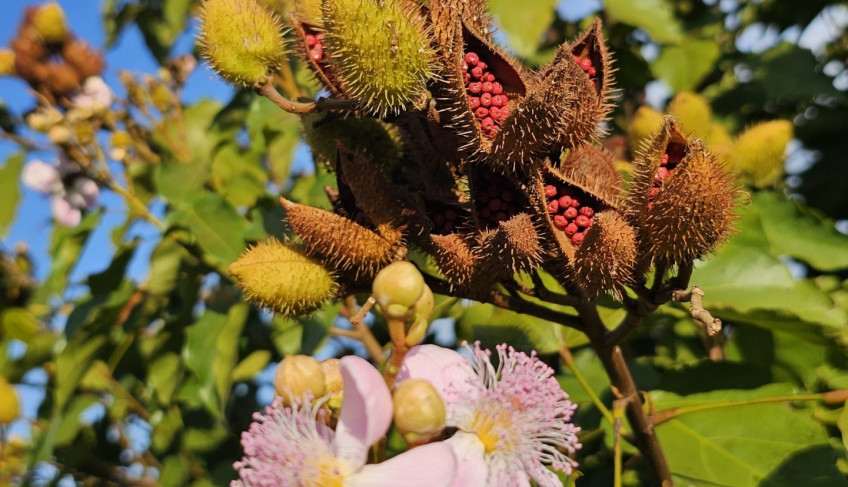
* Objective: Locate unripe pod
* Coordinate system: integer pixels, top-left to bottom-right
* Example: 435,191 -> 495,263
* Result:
728,120 -> 793,187
393,379 -> 446,446
628,105 -> 663,148
198,0 -> 285,87
32,2 -> 68,44
274,354 -> 326,404
0,377 -> 20,424
323,0 -> 434,117
228,238 -> 338,315
667,92 -> 712,139
0,49 -> 16,76
372,261 -> 425,319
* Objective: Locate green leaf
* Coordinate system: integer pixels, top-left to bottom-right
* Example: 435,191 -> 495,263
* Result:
33,211 -> 102,304
753,42 -> 840,101
55,334 -> 107,409
210,143 -> 268,208
245,95 -> 301,185
231,350 -> 272,382
167,192 -> 247,270
149,352 -> 182,405
753,191 -> 848,272
0,307 -> 41,343
604,0 -> 683,44
147,233 -> 188,296
488,0 -> 558,57
0,152 -> 24,236
134,0 -> 194,64
53,394 -> 100,446
652,37 -> 721,92
87,240 -> 138,295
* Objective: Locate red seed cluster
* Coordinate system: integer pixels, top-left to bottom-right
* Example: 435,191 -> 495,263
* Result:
647,147 -> 684,210
475,172 -> 520,228
305,31 -> 325,62
431,208 -> 460,234
463,51 -> 509,138
544,183 -> 597,246
573,54 -> 597,89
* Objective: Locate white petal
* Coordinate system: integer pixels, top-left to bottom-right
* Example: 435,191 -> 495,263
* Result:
445,432 -> 489,487
71,178 -> 99,208
335,356 -> 392,468
348,442 -> 457,487
52,196 -> 81,227
21,161 -> 61,193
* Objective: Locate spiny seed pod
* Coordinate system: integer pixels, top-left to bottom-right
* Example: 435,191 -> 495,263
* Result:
372,261 -> 425,319
568,211 -> 636,299
628,105 -> 663,148
429,233 -> 487,292
229,238 -> 338,315
335,143 -> 407,227
0,49 -> 16,76
32,2 -> 68,44
393,379 -> 446,446
62,39 -> 105,80
559,144 -> 624,206
302,113 -> 402,169
468,168 -> 529,231
705,122 -> 733,160
274,354 -> 326,404
667,92 -> 712,138
198,0 -> 285,87
728,120 -> 793,188
641,141 -> 738,268
293,0 -> 322,24
627,116 -> 689,228
0,377 -> 20,424
281,197 -> 404,279
485,213 -> 543,274
323,0 -> 434,117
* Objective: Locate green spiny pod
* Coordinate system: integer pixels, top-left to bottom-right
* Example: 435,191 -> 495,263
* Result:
229,238 -> 338,315
280,197 -> 404,278
641,141 -> 739,268
302,113 -> 402,169
728,120 -> 793,188
568,211 -> 636,299
627,105 -> 663,149
322,0 -> 434,117
198,0 -> 286,87
667,92 -> 712,139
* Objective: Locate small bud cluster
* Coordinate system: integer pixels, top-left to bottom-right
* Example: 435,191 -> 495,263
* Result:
573,54 -> 597,89
463,51 -> 509,138
544,182 -> 597,246
304,28 -> 325,63
475,171 -> 520,228
648,145 -> 684,210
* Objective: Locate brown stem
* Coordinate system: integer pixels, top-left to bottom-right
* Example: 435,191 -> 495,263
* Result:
256,79 -> 359,115
344,296 -> 386,363
672,286 -> 722,336
579,302 -> 673,486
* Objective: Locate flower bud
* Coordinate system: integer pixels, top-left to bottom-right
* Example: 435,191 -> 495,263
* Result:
0,377 -> 20,424
393,379 -> 446,446
199,0 -> 286,87
48,125 -> 72,144
405,284 -> 434,347
228,238 -> 338,316
372,261 -> 425,319
321,358 -> 344,409
274,354 -> 326,404
33,2 -> 68,44
0,49 -> 15,76
728,120 -> 793,187
666,92 -> 712,138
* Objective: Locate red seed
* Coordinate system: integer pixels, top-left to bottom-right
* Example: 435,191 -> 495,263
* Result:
655,167 -> 670,182
501,190 -> 513,202
443,221 -> 454,233
305,34 -> 317,47
487,125 -> 499,137
580,58 -> 593,71
569,197 -> 580,208
469,96 -> 481,109
553,215 -> 568,229
564,207 -> 578,219
480,207 -> 491,218
476,61 -> 487,72
468,82 -> 482,94
483,73 -> 495,82
310,50 -> 323,62
480,93 -> 492,107
575,215 -> 590,228
573,54 -> 581,62
471,66 -> 485,79
584,218 -> 593,228
489,106 -> 501,120
491,95 -> 506,107
544,185 -> 558,198
494,211 -> 508,221
579,206 -> 594,218
547,200 -> 559,213
475,107 -> 489,119
445,209 -> 456,221
587,66 -> 596,77
650,187 -> 660,198
571,232 -> 585,246
464,72 -> 471,84
481,117 -> 495,130
488,198 -> 502,211
482,81 -> 493,93
565,223 -> 578,237
661,153 -> 669,165
464,52 -> 479,65
491,82 -> 503,95
558,195 -> 572,208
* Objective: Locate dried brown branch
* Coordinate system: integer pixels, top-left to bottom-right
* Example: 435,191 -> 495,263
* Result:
672,286 -> 722,336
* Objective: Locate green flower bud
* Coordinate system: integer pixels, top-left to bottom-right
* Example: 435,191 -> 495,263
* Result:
323,0 -> 434,116
728,120 -> 793,187
229,238 -> 338,316
274,354 -> 326,404
199,0 -> 286,87
372,261 -> 425,319
393,379 -> 446,446
33,2 -> 68,44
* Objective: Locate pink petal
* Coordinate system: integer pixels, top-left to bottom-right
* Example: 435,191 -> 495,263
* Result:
445,432 -> 489,487
71,178 -> 99,208
52,196 -> 81,227
21,160 -> 61,193
398,345 -> 477,403
348,442 -> 457,487
57,154 -> 81,177
335,356 -> 392,468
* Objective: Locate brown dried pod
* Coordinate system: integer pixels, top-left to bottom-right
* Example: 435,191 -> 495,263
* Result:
627,116 -> 689,229
568,211 -> 636,299
482,212 -> 543,275
638,141 -> 738,269
494,19 -> 613,168
280,197 -> 405,279
43,62 -> 81,97
429,233 -> 493,295
468,167 -> 532,232
532,163 -> 618,262
62,39 -> 105,80
559,143 -> 624,206
334,142 -> 408,228
428,0 -> 491,46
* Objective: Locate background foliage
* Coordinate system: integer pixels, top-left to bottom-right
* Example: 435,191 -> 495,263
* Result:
2,0 -> 848,485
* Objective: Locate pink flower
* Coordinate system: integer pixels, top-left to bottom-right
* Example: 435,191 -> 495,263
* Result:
21,158 -> 98,227
232,355 -> 456,487
399,343 -> 581,487
71,76 -> 114,111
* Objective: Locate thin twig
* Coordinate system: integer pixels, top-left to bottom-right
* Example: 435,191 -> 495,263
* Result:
256,79 -> 359,115
344,296 -> 385,363
559,345 -> 614,425
672,286 -> 722,336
